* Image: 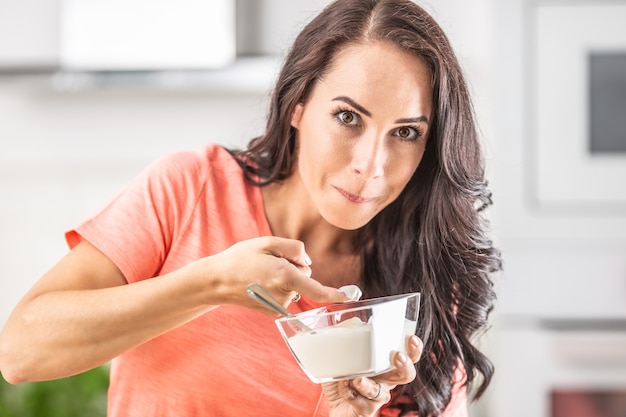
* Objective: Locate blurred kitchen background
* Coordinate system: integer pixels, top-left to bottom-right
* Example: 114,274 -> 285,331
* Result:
1,0 -> 625,416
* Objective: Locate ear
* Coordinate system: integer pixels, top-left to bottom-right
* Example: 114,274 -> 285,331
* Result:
291,103 -> 304,129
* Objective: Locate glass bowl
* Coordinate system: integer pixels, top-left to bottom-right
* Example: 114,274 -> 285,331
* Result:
275,292 -> 420,383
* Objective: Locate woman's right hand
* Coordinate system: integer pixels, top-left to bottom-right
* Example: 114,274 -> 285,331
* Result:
194,236 -> 347,313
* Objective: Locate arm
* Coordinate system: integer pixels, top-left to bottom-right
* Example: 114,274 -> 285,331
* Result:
0,237 -> 346,384
0,240 -> 214,383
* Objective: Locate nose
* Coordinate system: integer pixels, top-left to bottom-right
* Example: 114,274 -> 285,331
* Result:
350,133 -> 385,179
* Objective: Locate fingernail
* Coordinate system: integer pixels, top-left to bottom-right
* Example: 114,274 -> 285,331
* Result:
408,335 -> 419,347
304,253 -> 312,265
338,285 -> 362,301
397,351 -> 408,364
353,377 -> 366,389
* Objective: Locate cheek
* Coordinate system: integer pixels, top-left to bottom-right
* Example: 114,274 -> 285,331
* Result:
298,124 -> 348,171
388,151 -> 424,190
296,131 -> 323,183
299,140 -> 343,184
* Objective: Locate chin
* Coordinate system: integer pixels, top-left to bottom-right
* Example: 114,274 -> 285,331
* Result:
318,196 -> 381,230
323,211 -> 372,231
335,221 -> 366,231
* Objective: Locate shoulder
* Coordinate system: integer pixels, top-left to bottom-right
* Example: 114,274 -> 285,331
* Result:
141,144 -> 240,190
117,144 -> 246,223
150,143 -> 235,175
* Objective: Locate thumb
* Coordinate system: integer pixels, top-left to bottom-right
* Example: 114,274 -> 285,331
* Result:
266,237 -> 312,269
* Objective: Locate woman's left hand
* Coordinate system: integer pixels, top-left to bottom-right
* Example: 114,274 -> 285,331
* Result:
322,335 -> 424,417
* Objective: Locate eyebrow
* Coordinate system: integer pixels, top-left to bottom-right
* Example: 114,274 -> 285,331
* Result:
332,96 -> 429,125
332,96 -> 371,117
395,116 -> 429,124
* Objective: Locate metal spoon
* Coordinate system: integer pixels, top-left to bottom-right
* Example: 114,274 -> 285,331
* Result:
246,283 -> 313,332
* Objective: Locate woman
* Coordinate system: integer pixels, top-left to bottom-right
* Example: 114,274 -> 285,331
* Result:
0,0 -> 501,416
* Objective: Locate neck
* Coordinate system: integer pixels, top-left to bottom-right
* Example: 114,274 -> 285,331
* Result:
261,175 -> 356,256
261,174 -> 362,288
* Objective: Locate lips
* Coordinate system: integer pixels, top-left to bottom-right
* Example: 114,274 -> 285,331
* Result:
334,186 -> 376,203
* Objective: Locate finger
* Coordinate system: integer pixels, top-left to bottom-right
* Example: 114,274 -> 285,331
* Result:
407,335 -> 424,363
389,351 -> 416,384
374,345 -> 420,386
338,380 -> 359,400
294,276 -> 348,303
263,237 -> 313,281
351,377 -> 390,403
260,237 -> 346,303
264,237 -> 312,269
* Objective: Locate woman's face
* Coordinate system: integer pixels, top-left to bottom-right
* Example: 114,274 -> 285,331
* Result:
291,41 -> 433,230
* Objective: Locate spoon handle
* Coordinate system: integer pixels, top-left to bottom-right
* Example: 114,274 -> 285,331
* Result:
246,283 -> 313,331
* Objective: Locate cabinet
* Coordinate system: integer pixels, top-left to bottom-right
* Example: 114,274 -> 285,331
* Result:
0,0 -> 331,92
0,0 -> 60,68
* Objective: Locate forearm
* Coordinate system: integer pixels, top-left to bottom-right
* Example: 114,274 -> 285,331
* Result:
0,266 -> 213,383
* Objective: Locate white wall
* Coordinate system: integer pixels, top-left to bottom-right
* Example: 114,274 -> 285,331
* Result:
488,1 -> 626,417
489,0 -> 626,321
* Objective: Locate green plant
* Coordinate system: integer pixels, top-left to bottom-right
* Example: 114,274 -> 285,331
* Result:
0,364 -> 109,417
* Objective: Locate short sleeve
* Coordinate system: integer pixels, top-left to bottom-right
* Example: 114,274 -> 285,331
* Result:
65,149 -> 208,283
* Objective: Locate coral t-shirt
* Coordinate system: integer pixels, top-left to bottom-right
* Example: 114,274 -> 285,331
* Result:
66,144 -> 468,416
67,144 -> 329,416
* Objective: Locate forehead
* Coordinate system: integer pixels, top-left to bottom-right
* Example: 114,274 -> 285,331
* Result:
312,41 -> 433,116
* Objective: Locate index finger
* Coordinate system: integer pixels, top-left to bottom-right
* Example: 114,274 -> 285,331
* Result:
292,276 -> 348,304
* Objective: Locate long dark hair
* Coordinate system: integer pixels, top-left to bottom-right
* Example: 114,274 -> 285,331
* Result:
232,0 -> 502,415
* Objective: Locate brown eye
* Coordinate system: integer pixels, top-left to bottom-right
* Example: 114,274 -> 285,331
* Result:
392,126 -> 421,142
338,111 -> 358,125
398,127 -> 412,138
